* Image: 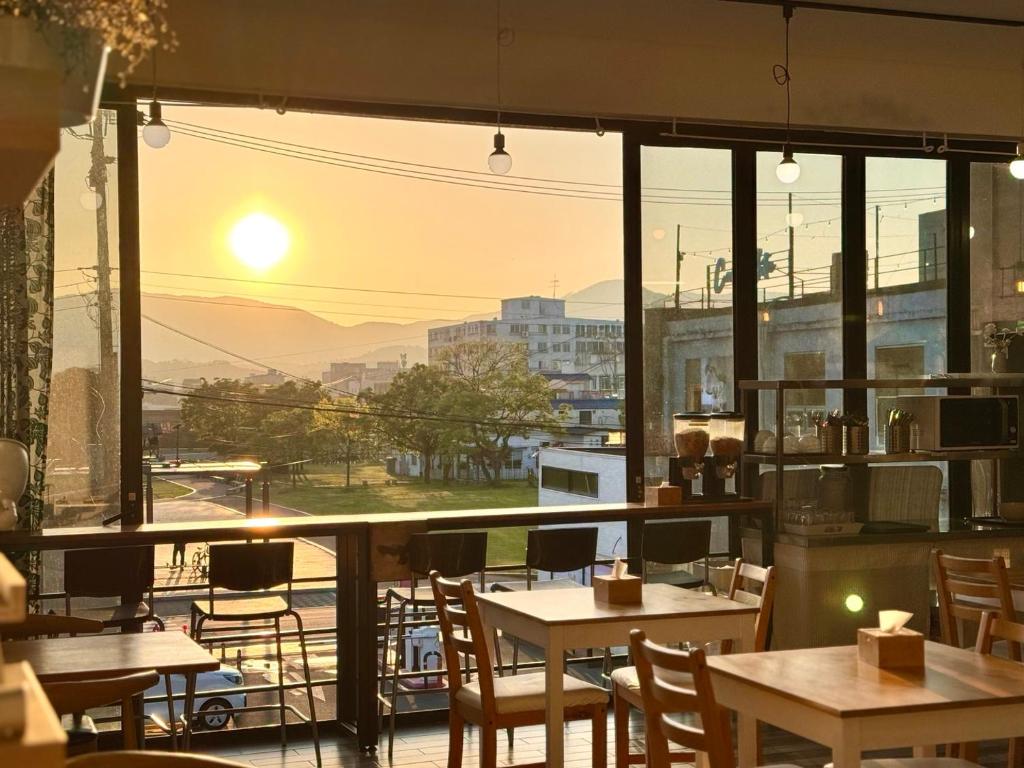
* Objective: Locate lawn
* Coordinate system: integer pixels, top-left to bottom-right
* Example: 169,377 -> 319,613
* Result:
271,463 -> 535,565
151,477 -> 193,500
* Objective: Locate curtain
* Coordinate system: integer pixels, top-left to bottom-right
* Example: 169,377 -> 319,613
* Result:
0,171 -> 55,596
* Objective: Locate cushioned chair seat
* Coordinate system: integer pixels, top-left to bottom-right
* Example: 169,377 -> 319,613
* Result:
490,578 -> 587,592
191,595 -> 289,619
644,570 -> 705,589
611,664 -> 695,706
455,672 -> 607,715
827,761 -> 982,768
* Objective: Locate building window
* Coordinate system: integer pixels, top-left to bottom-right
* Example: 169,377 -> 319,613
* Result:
579,411 -> 593,426
541,467 -> 599,498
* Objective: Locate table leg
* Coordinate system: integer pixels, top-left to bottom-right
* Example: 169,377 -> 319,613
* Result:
831,728 -> 863,768
545,628 -> 565,767
735,711 -> 758,768
164,674 -> 178,750
182,672 -> 197,751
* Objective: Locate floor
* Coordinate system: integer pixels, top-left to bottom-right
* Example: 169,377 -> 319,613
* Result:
196,714 -> 1014,768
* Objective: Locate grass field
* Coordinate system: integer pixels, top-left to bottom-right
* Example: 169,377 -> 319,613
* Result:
271,463 -> 535,565
152,477 -> 193,500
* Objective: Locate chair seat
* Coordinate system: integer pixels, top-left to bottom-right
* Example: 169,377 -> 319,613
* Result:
74,602 -> 152,627
191,595 -> 289,620
490,578 -> 587,592
611,664 -> 694,707
455,672 -> 607,715
382,586 -> 446,606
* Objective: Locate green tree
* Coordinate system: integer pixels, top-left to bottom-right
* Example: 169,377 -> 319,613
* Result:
310,394 -> 380,486
370,364 -> 461,483
437,340 -> 561,485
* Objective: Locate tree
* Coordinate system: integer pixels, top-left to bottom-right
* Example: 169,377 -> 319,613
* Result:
437,340 -> 562,485
370,364 -> 462,483
310,394 -> 379,486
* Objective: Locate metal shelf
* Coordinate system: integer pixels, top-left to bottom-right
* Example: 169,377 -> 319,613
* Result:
743,450 -> 1022,466
737,375 -> 1024,391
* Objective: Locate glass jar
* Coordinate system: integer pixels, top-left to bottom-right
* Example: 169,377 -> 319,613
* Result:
672,413 -> 710,480
817,464 -> 850,518
709,412 -> 745,479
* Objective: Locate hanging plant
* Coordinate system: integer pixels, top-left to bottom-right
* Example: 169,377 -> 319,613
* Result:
0,0 -> 177,87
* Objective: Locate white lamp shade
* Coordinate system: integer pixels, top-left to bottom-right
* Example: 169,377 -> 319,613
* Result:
776,156 -> 801,184
143,120 -> 171,149
1010,157 -> 1024,180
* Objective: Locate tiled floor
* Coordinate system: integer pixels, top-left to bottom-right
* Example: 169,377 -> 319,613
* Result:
195,715 -> 1012,768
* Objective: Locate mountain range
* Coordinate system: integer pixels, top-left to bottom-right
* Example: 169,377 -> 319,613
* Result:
52,279 -> 663,383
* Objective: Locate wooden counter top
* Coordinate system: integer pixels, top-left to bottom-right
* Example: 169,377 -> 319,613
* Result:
0,499 -> 771,551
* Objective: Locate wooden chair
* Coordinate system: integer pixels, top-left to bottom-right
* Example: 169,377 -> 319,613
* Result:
611,559 -> 776,768
67,752 -> 247,767
429,570 -> 608,768
0,613 -> 103,640
977,611 -> 1024,768
46,670 -> 160,756
932,550 -> 1017,655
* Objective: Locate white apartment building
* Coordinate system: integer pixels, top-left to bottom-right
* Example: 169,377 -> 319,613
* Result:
427,296 -> 625,397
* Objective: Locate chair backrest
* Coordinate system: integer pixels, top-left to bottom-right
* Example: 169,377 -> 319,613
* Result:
429,571 -> 494,706
976,610 -> 1024,660
67,751 -> 249,768
641,520 -> 711,571
0,613 -> 103,641
408,531 -> 488,578
208,541 -> 294,594
65,546 -> 155,599
932,549 -> 1016,653
721,558 -> 777,654
44,670 -> 160,716
630,629 -> 734,768
526,526 -> 598,575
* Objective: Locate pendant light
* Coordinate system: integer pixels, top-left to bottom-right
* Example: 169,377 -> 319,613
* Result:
1011,143 -> 1024,180
142,52 -> 170,149
487,0 -> 512,174
774,5 -> 800,184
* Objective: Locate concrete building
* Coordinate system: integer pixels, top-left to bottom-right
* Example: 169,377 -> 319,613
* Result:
322,360 -> 402,395
427,296 -> 624,396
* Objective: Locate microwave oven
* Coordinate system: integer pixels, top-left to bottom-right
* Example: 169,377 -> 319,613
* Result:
891,395 -> 1018,451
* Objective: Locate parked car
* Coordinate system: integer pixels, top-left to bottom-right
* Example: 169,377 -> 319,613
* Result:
145,666 -> 247,731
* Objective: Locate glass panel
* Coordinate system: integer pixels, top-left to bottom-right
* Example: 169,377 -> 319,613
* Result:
756,151 -> 843,438
138,105 -> 624,724
866,157 -> 948,526
970,162 -> 1024,518
48,110 -> 121,529
641,146 -> 733,550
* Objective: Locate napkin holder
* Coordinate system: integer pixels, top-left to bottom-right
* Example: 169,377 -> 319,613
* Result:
645,483 -> 683,506
594,574 -> 642,605
857,627 -> 924,669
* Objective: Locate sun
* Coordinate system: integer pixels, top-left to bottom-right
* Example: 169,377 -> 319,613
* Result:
229,212 -> 290,270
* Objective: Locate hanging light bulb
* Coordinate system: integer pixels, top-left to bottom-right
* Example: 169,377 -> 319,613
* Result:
969,225 -> 976,239
1011,143 -> 1024,180
142,99 -> 170,148
785,211 -> 804,227
776,146 -> 800,184
488,131 -> 512,175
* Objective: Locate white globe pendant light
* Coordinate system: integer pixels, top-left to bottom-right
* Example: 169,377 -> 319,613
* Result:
488,132 -> 512,175
1010,144 -> 1024,180
487,0 -> 513,174
777,146 -> 800,184
142,99 -> 170,149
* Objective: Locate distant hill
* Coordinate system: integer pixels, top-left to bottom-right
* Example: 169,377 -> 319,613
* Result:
563,279 -> 668,319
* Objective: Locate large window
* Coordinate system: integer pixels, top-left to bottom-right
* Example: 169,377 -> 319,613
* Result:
48,110 -> 122,530
640,146 -> 733,488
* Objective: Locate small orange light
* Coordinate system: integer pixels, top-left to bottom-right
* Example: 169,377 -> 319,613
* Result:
876,298 -> 885,317
1016,277 -> 1024,296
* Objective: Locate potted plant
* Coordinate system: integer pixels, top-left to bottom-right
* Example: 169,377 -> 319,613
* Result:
0,0 -> 175,204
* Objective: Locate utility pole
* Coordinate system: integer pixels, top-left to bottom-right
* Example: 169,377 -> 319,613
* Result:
874,205 -> 880,290
674,224 -> 684,309
89,114 -> 118,498
787,192 -> 795,300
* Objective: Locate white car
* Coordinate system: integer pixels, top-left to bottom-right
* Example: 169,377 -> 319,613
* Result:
145,666 -> 247,731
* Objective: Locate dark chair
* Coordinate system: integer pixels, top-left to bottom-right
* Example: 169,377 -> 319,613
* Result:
490,526 -> 600,593
189,542 -> 320,767
641,520 -> 712,591
64,546 -> 165,631
379,531 -> 489,759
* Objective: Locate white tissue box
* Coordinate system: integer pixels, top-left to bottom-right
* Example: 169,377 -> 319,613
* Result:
857,627 -> 924,669
594,574 -> 642,604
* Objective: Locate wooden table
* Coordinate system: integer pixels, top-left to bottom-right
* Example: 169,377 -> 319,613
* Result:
708,642 -> 1024,768
4,631 -> 220,749
476,583 -> 757,767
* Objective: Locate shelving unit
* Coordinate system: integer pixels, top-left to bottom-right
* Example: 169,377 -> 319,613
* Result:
738,375 -> 1024,527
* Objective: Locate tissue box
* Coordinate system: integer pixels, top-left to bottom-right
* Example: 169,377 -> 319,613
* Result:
645,484 -> 683,506
857,627 -> 924,669
594,574 -> 642,604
